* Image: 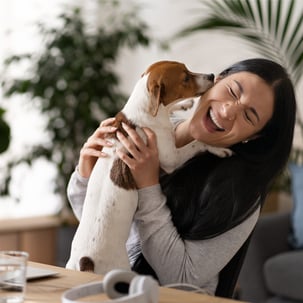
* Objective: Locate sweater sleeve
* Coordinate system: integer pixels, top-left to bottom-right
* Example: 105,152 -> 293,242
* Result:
66,167 -> 89,221
134,184 -> 259,292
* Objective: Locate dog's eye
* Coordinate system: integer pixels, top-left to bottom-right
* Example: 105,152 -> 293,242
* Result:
183,74 -> 191,83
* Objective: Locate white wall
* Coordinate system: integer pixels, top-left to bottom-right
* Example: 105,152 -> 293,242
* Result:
115,0 -> 258,94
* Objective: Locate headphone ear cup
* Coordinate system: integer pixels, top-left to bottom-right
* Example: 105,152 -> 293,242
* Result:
129,276 -> 159,303
103,269 -> 136,299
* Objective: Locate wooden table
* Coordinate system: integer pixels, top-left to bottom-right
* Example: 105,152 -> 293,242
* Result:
24,262 -> 242,303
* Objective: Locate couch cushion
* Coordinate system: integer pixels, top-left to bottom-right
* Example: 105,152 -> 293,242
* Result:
264,251 -> 303,301
289,164 -> 303,249
266,296 -> 302,303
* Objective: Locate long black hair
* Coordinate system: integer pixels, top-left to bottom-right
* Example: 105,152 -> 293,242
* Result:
161,58 -> 296,240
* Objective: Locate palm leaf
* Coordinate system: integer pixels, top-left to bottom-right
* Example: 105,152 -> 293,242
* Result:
274,0 -> 282,37
177,0 -> 303,87
281,0 -> 294,44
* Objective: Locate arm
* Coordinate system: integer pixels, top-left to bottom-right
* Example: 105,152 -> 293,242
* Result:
135,184 -> 259,290
67,168 -> 89,221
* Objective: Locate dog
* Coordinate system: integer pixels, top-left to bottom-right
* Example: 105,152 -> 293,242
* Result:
66,61 -> 232,274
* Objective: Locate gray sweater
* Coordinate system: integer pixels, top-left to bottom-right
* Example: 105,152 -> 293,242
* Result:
67,168 -> 259,295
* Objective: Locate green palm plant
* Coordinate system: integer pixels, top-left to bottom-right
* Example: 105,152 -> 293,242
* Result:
177,0 -> 303,164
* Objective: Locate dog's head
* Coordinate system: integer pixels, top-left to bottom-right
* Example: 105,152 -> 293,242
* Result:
142,61 -> 214,116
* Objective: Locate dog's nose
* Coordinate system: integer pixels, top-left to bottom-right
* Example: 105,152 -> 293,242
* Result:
207,73 -> 215,82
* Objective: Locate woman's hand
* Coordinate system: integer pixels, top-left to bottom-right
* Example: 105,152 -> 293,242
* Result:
116,123 -> 160,189
78,117 -> 117,178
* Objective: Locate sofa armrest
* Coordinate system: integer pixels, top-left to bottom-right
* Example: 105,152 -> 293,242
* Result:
264,251 -> 303,301
238,212 -> 291,303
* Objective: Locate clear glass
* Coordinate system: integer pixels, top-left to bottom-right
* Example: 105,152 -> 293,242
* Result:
0,251 -> 28,303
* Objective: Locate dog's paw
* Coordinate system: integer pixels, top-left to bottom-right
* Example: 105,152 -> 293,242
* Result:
207,146 -> 233,158
179,99 -> 195,111
170,99 -> 194,113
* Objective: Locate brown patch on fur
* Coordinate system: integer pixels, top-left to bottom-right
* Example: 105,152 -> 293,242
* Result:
108,112 -> 137,190
113,112 -> 135,136
79,256 -> 95,272
110,158 -> 137,189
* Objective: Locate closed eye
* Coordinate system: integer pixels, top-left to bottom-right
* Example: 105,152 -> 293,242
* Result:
227,84 -> 257,126
227,85 -> 238,100
243,111 -> 254,125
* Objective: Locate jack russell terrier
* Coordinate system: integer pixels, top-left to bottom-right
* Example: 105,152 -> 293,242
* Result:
66,61 -> 232,274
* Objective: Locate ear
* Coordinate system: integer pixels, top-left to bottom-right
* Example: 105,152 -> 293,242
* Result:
149,82 -> 164,117
244,133 -> 261,143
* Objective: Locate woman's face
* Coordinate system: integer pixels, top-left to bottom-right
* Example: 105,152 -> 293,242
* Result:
189,71 -> 274,147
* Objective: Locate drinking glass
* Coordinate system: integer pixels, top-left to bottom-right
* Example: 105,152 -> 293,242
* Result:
0,251 -> 28,303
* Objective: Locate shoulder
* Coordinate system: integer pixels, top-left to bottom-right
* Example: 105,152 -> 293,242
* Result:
226,206 -> 260,241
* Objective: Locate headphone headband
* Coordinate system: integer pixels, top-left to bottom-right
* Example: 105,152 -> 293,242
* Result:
61,269 -> 159,303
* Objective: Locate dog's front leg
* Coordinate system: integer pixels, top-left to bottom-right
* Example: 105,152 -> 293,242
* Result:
160,141 -> 232,173
161,141 -> 208,173
174,141 -> 232,167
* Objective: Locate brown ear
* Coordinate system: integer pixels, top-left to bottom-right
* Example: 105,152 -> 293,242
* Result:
149,82 -> 164,116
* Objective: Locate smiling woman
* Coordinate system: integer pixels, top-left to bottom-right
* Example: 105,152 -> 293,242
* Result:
184,71 -> 274,148
67,58 -> 296,297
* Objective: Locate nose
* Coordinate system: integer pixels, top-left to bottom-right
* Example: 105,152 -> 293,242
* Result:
221,102 -> 241,121
207,73 -> 215,82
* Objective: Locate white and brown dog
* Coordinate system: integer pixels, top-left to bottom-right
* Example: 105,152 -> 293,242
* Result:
66,61 -> 231,274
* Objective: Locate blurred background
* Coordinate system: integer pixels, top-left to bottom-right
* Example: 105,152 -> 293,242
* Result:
0,1 -> 302,301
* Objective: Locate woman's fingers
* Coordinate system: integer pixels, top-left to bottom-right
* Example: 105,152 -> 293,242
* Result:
80,144 -> 107,158
93,117 -> 117,145
116,132 -> 141,161
99,117 -> 116,127
142,127 -> 158,149
117,123 -> 147,157
78,117 -> 117,177
85,136 -> 113,151
116,123 -> 160,188
116,123 -> 158,167
84,118 -> 117,152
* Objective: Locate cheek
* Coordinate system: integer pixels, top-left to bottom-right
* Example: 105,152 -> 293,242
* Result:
231,122 -> 258,142
206,83 -> 226,99
193,99 -> 209,119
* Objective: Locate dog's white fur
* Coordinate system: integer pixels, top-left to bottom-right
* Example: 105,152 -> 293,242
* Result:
66,61 -> 231,274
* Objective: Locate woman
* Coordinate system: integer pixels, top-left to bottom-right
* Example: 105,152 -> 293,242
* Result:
67,58 -> 296,296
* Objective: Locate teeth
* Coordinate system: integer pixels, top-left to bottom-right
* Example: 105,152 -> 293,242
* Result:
209,109 -> 225,130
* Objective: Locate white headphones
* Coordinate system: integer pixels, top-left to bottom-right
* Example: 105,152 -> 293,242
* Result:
61,269 -> 159,303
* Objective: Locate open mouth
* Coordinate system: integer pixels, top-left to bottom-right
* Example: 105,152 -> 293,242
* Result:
207,108 -> 225,131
